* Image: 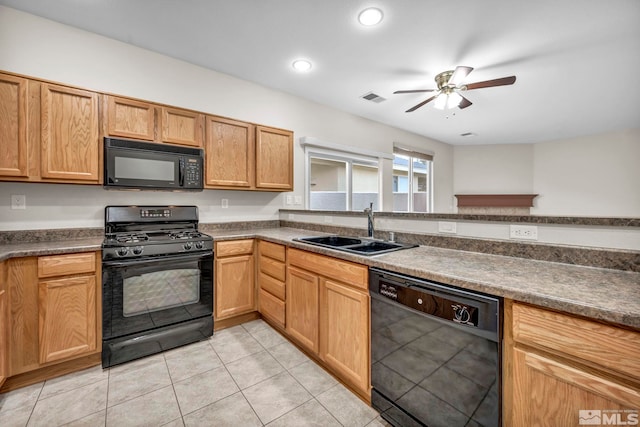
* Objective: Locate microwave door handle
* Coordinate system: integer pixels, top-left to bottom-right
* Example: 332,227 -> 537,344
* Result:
179,158 -> 185,186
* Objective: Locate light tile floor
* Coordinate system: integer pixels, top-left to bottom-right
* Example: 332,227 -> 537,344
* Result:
0,319 -> 389,427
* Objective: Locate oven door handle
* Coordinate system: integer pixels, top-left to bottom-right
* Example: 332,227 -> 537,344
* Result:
103,252 -> 212,267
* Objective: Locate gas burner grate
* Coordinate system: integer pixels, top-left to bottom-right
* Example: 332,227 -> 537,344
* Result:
115,233 -> 149,243
169,231 -> 203,240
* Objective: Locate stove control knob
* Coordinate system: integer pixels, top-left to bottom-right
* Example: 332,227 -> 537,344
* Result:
116,247 -> 129,257
183,242 -> 193,250
132,246 -> 143,255
195,241 -> 204,250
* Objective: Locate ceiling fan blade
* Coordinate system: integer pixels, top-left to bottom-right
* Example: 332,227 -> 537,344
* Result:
406,95 -> 437,112
465,76 -> 516,90
393,89 -> 435,94
449,66 -> 473,86
458,95 -> 473,109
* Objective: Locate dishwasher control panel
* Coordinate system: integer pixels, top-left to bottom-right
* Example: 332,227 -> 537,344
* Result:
371,269 -> 498,330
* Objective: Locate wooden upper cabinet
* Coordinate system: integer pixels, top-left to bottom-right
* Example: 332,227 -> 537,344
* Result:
255,126 -> 293,190
161,107 -> 204,147
106,95 -> 155,140
205,116 -> 254,188
40,84 -> 100,182
0,73 -> 29,177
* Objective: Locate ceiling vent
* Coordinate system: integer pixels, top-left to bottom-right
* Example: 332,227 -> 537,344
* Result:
361,92 -> 387,103
460,132 -> 476,137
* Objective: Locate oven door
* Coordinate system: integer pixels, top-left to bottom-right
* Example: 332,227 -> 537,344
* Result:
102,251 -> 213,341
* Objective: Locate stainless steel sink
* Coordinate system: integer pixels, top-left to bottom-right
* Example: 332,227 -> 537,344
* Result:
294,235 -> 417,256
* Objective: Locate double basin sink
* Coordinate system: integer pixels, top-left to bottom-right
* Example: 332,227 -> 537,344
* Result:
294,235 -> 417,256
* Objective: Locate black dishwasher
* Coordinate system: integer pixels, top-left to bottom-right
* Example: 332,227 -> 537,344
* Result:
369,268 -> 501,427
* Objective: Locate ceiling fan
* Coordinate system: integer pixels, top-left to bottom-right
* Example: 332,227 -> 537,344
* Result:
394,66 -> 516,112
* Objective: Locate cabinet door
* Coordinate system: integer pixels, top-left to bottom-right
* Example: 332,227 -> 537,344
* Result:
41,84 -> 99,182
320,278 -> 369,394
286,266 -> 319,353
8,257 -> 40,375
38,275 -> 97,364
255,126 -> 293,190
215,254 -> 256,320
106,96 -> 155,140
511,348 -> 640,426
0,262 -> 7,387
0,73 -> 29,177
205,116 -> 254,188
161,107 -> 204,147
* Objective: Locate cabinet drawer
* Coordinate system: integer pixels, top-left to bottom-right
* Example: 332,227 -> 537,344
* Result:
259,272 -> 285,300
215,239 -> 254,257
38,252 -> 96,278
260,256 -> 285,282
259,288 -> 285,328
512,303 -> 640,381
288,248 -> 368,290
259,241 -> 285,262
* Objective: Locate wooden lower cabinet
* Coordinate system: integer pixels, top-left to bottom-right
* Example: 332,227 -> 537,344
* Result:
214,240 -> 256,320
38,275 -> 97,364
5,253 -> 101,378
319,278 -> 369,394
286,266 -> 319,353
257,241 -> 286,328
286,248 -> 370,397
0,261 -> 7,388
504,300 -> 640,426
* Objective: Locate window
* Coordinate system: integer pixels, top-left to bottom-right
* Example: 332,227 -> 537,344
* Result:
393,147 -> 433,212
307,150 -> 379,211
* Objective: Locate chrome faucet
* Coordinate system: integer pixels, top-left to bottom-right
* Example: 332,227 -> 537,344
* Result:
364,202 -> 374,238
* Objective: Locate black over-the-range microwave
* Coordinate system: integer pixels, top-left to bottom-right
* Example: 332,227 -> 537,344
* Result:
104,137 -> 204,191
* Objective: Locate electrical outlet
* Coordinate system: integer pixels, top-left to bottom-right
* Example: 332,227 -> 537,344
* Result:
438,221 -> 457,233
294,196 -> 302,205
221,199 -> 229,208
286,195 -> 294,205
510,225 -> 538,240
11,194 -> 26,210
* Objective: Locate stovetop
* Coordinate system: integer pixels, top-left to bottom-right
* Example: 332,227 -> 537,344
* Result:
102,205 -> 213,260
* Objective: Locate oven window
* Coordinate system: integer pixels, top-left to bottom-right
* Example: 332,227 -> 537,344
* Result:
115,157 -> 175,181
123,268 -> 200,317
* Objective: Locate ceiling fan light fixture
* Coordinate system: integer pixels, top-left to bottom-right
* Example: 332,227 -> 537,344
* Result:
434,93 -> 447,110
292,59 -> 312,72
447,92 -> 463,109
358,8 -> 383,26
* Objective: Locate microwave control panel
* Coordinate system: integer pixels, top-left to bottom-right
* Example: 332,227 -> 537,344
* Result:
182,157 -> 202,188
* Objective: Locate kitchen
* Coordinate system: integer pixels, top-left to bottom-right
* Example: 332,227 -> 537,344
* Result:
0,1 -> 639,426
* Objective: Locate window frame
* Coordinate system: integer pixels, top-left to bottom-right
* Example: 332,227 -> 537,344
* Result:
392,147 -> 434,213
305,147 -> 380,211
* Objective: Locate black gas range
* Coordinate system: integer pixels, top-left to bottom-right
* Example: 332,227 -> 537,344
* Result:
101,206 -> 214,368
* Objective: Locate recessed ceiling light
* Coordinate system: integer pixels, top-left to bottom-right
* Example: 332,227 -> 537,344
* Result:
358,7 -> 383,26
292,59 -> 312,72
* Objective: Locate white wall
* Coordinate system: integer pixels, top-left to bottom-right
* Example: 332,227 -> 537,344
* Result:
452,130 -> 640,217
0,6 -> 454,230
453,144 -> 534,194
532,129 -> 640,217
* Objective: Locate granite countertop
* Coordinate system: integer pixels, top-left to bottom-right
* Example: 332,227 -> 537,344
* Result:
1,228 -> 638,329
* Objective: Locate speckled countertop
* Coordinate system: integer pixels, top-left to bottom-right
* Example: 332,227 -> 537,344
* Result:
1,227 -> 638,329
